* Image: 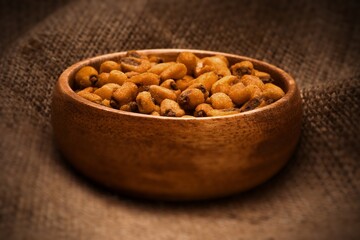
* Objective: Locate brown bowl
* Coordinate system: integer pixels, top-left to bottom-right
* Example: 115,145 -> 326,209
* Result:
51,49 -> 302,201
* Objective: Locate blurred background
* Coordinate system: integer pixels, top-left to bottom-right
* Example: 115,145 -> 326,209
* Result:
0,0 -> 359,239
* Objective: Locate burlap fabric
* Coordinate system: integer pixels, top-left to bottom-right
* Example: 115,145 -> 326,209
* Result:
1,0 -> 359,239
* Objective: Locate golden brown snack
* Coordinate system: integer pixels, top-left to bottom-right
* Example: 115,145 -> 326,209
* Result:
149,85 -> 178,104
120,57 -> 151,73
101,99 -> 111,107
94,83 -> 121,100
125,71 -> 140,78
94,72 -> 110,87
148,55 -> 164,64
211,75 -> 239,95
194,63 -> 215,77
228,82 -> 246,105
187,82 -> 209,99
136,91 -> 157,114
230,61 -> 254,77
74,51 -> 285,117
209,92 -> 234,109
148,62 -> 176,75
229,84 -> 262,106
201,55 -> 231,77
262,83 -> 285,100
194,103 -> 214,117
192,71 -> 218,92
229,84 -> 262,105
75,66 -> 98,88
240,75 -> 264,89
150,111 -> 161,116
160,63 -> 187,81
77,91 -> 102,104
176,52 -> 197,75
99,60 -> 121,73
240,97 -> 263,112
76,86 -> 96,94
160,99 -> 185,117
178,88 -> 205,111
254,70 -> 271,82
112,82 -> 138,106
160,79 -> 179,90
128,72 -> 160,86
108,70 -> 127,85
175,75 -> 194,91
119,101 -> 138,112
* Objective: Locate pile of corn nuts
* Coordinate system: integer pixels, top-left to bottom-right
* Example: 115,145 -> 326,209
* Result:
74,51 -> 285,117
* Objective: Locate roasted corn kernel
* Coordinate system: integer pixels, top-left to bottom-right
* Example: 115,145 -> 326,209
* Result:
194,103 -> 214,117
74,51 -> 285,117
187,82 -> 209,99
160,63 -> 187,81
108,70 -> 127,85
148,62 -> 175,75
128,72 -> 160,86
75,66 -> 98,88
176,52 -> 197,75
136,91 -> 157,114
112,82 -> 138,106
193,71 -> 218,92
99,60 -> 121,73
160,99 -> 185,117
209,92 -> 234,109
120,101 -> 138,112
178,88 -> 205,111
175,75 -> 194,91
254,70 -> 272,82
95,72 -> 110,87
230,61 -> 254,77
77,91 -> 102,104
228,83 -> 262,106
201,55 -> 231,77
262,83 -> 285,100
149,85 -> 177,104
211,75 -> 239,95
240,75 -> 264,89
93,83 -> 121,100
120,57 -> 151,73
240,97 -> 263,112
76,86 -> 96,94
160,79 -> 178,90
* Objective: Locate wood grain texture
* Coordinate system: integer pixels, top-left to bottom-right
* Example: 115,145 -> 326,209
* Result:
51,49 -> 302,201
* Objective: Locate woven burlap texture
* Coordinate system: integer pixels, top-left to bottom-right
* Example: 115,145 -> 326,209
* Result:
0,0 -> 359,239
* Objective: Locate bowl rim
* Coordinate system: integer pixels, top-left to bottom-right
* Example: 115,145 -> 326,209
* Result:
55,48 -> 299,121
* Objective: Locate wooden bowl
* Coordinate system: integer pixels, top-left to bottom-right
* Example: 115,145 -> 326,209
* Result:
51,49 -> 302,201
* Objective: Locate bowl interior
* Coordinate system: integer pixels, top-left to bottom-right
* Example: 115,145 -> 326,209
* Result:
62,49 -> 295,119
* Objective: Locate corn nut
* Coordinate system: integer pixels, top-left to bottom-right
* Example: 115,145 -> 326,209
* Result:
74,51 -> 286,117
